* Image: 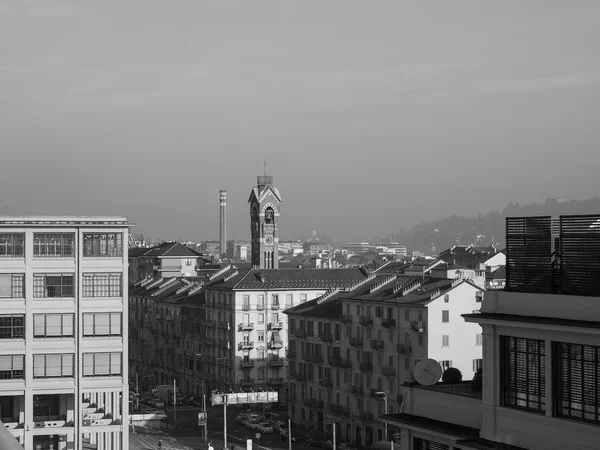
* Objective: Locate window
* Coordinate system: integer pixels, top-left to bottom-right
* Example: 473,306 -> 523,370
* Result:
442,310 -> 449,323
33,395 -> 59,421
300,294 -> 307,303
476,333 -> 483,346
0,233 -> 24,257
83,313 -> 121,336
258,331 -> 265,342
500,336 -> 545,413
442,335 -> 449,347
413,437 -> 449,450
83,352 -> 122,376
0,274 -> 24,298
444,294 -> 449,303
440,360 -> 452,371
258,313 -> 264,324
243,295 -> 251,311
473,358 -> 482,372
33,274 -> 74,298
33,233 -> 74,257
553,342 -> 600,424
82,273 -> 121,297
83,233 -> 123,257
272,294 -> 279,307
404,309 -> 409,321
33,354 -> 74,378
0,355 -> 24,379
33,314 -> 74,337
418,334 -> 423,346
185,259 -> 192,266
286,293 -> 293,308
0,315 -> 24,339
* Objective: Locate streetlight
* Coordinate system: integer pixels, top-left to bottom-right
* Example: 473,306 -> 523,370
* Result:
135,373 -> 155,411
374,391 -> 389,441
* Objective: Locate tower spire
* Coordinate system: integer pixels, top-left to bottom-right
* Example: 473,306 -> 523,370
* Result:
264,158 -> 267,176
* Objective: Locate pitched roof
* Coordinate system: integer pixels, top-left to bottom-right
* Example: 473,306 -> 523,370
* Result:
206,267 -> 369,291
141,242 -> 205,258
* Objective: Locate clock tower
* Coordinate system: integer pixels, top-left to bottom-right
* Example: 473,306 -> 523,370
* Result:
248,174 -> 282,269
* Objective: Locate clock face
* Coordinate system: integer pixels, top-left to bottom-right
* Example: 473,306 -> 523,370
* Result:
265,235 -> 273,245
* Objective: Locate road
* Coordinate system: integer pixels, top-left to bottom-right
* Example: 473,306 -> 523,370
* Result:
138,403 -> 325,450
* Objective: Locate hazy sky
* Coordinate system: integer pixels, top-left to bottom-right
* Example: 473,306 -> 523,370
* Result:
2,1 -> 600,243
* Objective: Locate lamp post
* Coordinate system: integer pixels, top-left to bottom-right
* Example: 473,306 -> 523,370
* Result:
375,391 -> 389,441
135,373 -> 154,412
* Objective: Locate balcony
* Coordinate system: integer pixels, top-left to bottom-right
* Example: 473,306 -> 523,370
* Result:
410,321 -> 425,332
305,354 -> 324,363
240,378 -> 255,387
271,304 -> 280,310
382,318 -> 396,328
286,349 -> 296,358
319,378 -> 332,387
256,304 -> 265,311
397,343 -> 412,354
268,377 -> 285,386
359,316 -> 373,326
269,359 -> 284,367
238,341 -> 254,350
329,404 -> 348,415
359,362 -> 373,373
268,321 -> 284,331
319,333 -> 333,343
382,366 -> 396,377
268,341 -> 283,350
303,398 -> 324,409
329,357 -> 352,368
350,384 -> 363,394
240,360 -> 255,368
238,323 -> 254,332
370,340 -> 384,351
349,337 -> 363,347
242,305 -> 250,311
340,314 -> 353,323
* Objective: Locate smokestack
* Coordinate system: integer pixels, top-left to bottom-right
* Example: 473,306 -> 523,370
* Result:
219,190 -> 227,256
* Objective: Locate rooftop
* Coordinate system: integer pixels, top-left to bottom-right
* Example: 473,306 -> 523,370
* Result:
0,215 -> 130,226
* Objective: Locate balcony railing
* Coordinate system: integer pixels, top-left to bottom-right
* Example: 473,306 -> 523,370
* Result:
268,377 -> 285,386
349,337 -> 363,347
268,341 -> 283,350
238,323 -> 254,332
370,340 -> 384,351
340,314 -> 353,323
268,321 -> 284,331
359,316 -> 373,326
350,384 -> 363,394
303,398 -> 324,409
319,333 -> 333,342
306,354 -> 324,363
359,362 -> 373,373
382,366 -> 396,377
382,318 -> 396,328
271,304 -> 280,310
238,341 -> 254,350
240,360 -> 255,368
410,321 -> 425,333
269,359 -> 284,367
241,378 -> 255,386
286,349 -> 296,358
329,404 -> 348,415
256,305 -> 265,311
397,343 -> 412,354
329,357 -> 352,368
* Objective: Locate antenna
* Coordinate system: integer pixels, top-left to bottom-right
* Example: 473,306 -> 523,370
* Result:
264,158 -> 267,176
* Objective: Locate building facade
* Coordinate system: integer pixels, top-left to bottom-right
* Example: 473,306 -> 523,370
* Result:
249,175 -> 282,269
0,216 -> 130,450
285,272 -> 483,447
383,215 -> 600,450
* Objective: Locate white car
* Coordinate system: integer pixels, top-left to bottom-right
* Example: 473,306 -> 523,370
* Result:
257,423 -> 273,434
245,419 -> 260,430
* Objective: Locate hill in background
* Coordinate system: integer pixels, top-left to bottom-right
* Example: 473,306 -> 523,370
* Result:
375,197 -> 600,254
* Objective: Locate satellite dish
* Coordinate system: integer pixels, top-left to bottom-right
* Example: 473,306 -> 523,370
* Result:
414,359 -> 443,386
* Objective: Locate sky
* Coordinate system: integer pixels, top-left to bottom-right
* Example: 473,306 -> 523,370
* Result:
2,0 -> 600,243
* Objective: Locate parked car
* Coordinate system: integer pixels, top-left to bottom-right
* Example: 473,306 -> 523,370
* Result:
245,419 -> 261,430
305,436 -> 326,447
236,414 -> 250,424
148,398 -> 165,409
257,423 -> 273,434
271,421 -> 286,432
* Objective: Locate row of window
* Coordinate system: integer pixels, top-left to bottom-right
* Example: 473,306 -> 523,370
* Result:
439,359 -> 483,373
0,313 -> 122,338
501,336 -> 600,424
241,293 -> 308,310
0,232 -> 123,258
0,352 -> 122,379
0,273 -> 123,298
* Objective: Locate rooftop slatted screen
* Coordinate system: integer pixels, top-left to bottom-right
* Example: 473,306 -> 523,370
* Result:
505,216 -> 553,293
559,214 -> 600,297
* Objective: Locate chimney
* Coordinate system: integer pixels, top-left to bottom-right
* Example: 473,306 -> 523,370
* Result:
219,190 -> 227,256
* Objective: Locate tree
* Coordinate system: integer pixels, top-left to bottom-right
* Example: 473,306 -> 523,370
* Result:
471,368 -> 483,392
442,367 -> 462,391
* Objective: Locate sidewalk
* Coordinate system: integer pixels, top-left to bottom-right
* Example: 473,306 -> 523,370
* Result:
130,433 -> 197,450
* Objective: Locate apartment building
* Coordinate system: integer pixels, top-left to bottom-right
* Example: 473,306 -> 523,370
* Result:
0,216 -> 130,450
284,272 -> 483,447
383,215 -> 600,450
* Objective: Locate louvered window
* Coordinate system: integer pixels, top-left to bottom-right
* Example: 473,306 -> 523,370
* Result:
500,336 -> 546,413
553,342 -> 600,424
413,437 -> 449,450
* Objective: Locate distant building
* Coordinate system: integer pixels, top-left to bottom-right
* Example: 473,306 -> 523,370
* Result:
249,174 -> 283,269
344,242 -> 372,254
0,216 -> 131,450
